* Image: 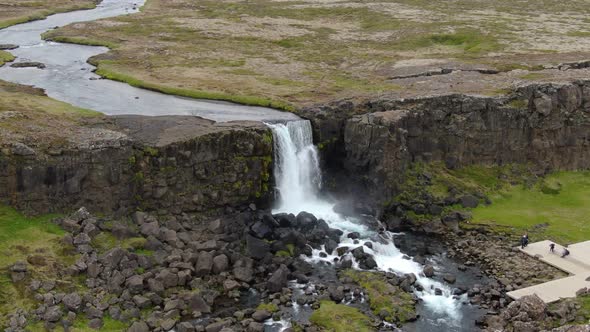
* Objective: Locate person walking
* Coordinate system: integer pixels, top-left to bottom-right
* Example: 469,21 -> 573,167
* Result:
562,247 -> 570,258
549,243 -> 555,253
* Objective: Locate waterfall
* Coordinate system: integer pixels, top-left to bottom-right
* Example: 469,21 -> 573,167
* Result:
266,120 -> 466,329
266,120 -> 323,214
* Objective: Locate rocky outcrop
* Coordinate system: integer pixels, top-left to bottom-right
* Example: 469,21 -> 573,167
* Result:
340,80 -> 590,203
0,116 -> 273,215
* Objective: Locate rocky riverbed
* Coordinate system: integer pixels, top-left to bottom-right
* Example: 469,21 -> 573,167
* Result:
7,203 -> 588,332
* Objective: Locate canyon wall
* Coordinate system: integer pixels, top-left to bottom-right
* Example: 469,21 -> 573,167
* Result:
347,81 -> 590,201
302,80 -> 590,205
0,116 -> 273,215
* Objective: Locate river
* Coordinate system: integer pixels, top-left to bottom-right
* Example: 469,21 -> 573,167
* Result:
0,0 -> 299,122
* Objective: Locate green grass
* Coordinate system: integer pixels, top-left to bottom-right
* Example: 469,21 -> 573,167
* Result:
343,270 -> 415,323
0,51 -> 15,66
309,300 -> 372,332
0,205 -> 64,327
41,33 -> 120,49
94,62 -> 296,112
472,171 -> 590,243
91,233 -> 147,254
0,206 -> 63,266
256,302 -> 279,313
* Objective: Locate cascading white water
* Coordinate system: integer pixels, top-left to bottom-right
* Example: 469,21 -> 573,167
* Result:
266,120 -> 466,327
267,121 -> 322,213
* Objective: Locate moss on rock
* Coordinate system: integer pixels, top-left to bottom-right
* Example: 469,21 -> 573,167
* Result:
343,270 -> 416,323
310,300 -> 372,332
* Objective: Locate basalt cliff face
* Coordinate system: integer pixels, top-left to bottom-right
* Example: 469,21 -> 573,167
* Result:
301,80 -> 590,206
0,116 -> 273,215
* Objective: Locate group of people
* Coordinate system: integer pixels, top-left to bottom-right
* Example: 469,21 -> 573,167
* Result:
522,234 -> 571,258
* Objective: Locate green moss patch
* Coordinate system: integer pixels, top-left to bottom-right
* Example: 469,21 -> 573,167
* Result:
343,270 -> 415,323
0,51 -> 15,66
256,302 -> 279,313
310,300 -> 372,332
91,233 -> 147,254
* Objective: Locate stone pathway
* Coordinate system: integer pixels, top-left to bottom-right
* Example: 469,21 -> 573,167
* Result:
507,240 -> 590,303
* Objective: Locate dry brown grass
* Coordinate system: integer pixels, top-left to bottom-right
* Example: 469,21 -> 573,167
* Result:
24,0 -> 590,107
0,81 -> 102,151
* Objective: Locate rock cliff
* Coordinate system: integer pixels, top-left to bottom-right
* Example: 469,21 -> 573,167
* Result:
302,80 -> 590,206
0,116 -> 273,215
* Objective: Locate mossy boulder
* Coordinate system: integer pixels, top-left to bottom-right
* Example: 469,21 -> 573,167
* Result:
343,270 -> 416,323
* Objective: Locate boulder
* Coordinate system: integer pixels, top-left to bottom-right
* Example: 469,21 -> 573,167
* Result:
246,235 -> 270,260
208,219 -> 224,234
140,221 -> 160,237
196,251 -> 214,276
459,195 -> 479,208
205,320 -> 231,332
296,212 -> 317,230
328,285 -> 345,302
10,261 -> 28,273
157,269 -> 178,289
443,274 -> 456,284
267,264 -> 289,293
274,213 -> 295,227
0,44 -> 18,50
250,221 -> 272,239
188,294 -> 211,314
126,275 -> 144,294
133,295 -> 151,309
88,318 -> 103,330
212,254 -> 229,273
252,310 -> 271,322
62,293 -> 82,311
128,321 -> 150,332
423,265 -> 435,278
233,266 -> 254,283
43,306 -> 63,322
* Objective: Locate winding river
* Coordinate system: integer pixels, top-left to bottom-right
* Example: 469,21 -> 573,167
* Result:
0,0 -> 299,122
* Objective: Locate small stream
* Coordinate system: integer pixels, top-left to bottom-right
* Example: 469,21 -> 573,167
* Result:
0,0 -> 299,122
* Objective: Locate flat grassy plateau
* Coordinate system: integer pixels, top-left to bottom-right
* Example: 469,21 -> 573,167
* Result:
41,0 -> 590,108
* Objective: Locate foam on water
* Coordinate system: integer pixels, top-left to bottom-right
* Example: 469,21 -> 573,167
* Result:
266,120 -> 466,324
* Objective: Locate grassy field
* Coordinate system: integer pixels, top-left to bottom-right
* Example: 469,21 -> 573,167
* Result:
0,80 -> 101,151
472,171 -> 590,244
0,0 -> 97,29
42,0 -> 590,108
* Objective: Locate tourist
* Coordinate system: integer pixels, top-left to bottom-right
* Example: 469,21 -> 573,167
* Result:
562,247 -> 570,258
521,234 -> 529,249
549,243 -> 555,253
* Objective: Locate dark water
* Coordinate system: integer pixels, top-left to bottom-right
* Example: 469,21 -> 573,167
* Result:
0,0 -> 299,122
